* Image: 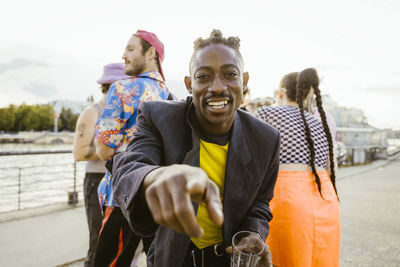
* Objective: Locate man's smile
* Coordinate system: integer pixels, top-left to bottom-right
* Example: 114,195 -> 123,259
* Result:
207,100 -> 228,110
205,96 -> 231,112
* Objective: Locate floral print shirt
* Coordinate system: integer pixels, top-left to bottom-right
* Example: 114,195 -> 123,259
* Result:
96,71 -> 171,208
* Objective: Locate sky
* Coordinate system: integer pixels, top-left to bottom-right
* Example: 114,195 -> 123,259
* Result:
0,0 -> 399,129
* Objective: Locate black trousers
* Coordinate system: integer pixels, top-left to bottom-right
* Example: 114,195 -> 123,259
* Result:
181,242 -> 230,267
94,206 -> 153,267
83,172 -> 105,267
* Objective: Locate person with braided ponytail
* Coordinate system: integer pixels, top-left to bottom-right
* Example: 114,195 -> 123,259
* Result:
255,68 -> 340,267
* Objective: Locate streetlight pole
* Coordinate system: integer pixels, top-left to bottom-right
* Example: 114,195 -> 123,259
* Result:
53,113 -> 58,133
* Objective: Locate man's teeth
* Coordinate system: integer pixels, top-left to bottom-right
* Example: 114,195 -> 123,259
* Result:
208,100 -> 228,109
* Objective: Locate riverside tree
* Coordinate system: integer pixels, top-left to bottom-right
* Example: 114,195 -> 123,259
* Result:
0,104 -> 78,132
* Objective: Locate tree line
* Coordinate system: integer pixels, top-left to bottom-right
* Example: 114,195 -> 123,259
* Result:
0,104 -> 79,132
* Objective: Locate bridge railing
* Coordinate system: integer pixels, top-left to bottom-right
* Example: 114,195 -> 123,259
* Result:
338,145 -> 400,166
0,153 -> 86,213
1,145 -> 398,214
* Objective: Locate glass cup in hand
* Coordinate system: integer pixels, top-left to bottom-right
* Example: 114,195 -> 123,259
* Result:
231,231 -> 265,267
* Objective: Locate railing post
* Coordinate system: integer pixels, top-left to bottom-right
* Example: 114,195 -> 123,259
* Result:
74,161 -> 77,194
68,161 -> 78,205
18,168 -> 21,211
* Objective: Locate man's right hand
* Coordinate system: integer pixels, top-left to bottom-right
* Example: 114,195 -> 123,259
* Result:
142,164 -> 223,238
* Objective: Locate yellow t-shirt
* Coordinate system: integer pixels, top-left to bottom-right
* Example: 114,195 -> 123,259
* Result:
191,139 -> 228,249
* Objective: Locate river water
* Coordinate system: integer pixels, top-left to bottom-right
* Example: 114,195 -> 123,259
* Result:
0,144 -> 86,213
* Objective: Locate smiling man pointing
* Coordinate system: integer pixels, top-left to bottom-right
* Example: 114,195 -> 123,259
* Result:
112,29 -> 280,267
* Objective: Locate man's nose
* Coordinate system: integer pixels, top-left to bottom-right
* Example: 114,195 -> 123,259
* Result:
208,75 -> 226,94
121,51 -> 127,60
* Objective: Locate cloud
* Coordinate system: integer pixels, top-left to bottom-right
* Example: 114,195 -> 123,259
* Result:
22,80 -> 57,98
0,58 -> 47,74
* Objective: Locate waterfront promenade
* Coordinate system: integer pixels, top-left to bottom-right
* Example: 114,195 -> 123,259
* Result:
0,157 -> 399,267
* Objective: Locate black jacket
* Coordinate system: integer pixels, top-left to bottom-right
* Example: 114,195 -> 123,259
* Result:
112,97 -> 280,267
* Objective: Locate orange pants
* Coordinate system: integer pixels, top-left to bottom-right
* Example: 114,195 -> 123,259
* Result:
267,171 -> 340,267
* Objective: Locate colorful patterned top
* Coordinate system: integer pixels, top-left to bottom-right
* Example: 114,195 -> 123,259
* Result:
96,71 -> 171,208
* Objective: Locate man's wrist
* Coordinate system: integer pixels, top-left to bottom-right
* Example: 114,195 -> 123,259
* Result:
142,167 -> 163,191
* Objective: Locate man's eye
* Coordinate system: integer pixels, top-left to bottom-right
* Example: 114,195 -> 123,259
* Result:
225,72 -> 238,79
196,74 -> 210,80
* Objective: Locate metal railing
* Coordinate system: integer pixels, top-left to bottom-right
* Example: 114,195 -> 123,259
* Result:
0,153 -> 85,213
0,150 -> 73,156
1,145 -> 398,214
337,145 -> 400,166
345,146 -> 379,165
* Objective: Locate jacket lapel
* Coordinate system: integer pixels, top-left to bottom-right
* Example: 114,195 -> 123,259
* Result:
223,112 -> 254,241
182,101 -> 200,168
173,101 -> 200,265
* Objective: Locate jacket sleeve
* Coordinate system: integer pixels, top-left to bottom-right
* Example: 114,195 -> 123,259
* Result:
112,101 -> 162,238
237,131 -> 280,240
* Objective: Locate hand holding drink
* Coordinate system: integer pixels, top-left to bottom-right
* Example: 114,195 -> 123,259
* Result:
226,231 -> 273,267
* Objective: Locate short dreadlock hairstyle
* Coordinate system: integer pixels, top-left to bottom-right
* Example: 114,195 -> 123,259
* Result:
190,29 -> 243,72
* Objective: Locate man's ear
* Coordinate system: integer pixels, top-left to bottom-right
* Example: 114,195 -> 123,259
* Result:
146,46 -> 157,61
184,76 -> 192,94
243,72 -> 249,90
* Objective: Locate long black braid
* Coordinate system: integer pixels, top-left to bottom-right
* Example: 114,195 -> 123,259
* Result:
313,82 -> 338,198
296,69 -> 322,197
296,68 -> 338,198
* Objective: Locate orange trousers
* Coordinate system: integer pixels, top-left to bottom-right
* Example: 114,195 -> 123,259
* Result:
267,171 -> 340,267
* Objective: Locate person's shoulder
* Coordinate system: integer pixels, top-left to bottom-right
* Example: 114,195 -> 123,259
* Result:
114,77 -> 133,85
117,73 -> 158,85
114,76 -> 163,92
238,110 -> 280,147
139,98 -> 187,115
238,109 -> 279,136
81,104 -> 99,117
237,110 -> 280,153
255,105 -> 272,117
110,78 -> 134,90
256,105 -> 273,112
75,104 -> 100,127
109,77 -> 144,94
137,99 -> 189,130
257,105 -> 288,114
257,105 -> 295,119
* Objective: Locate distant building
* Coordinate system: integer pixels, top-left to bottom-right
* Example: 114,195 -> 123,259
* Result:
321,95 -> 369,128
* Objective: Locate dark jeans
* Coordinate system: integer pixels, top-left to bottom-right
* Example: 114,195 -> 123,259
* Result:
83,172 -> 105,267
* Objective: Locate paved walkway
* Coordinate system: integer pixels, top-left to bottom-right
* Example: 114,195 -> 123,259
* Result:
0,157 -> 399,267
0,203 -> 87,267
338,158 -> 400,266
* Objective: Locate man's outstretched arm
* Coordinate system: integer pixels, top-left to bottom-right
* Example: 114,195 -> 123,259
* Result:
143,164 -> 223,238
112,102 -> 223,238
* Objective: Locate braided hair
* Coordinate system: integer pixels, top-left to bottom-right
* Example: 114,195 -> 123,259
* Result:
296,68 -> 338,198
190,29 -> 243,71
